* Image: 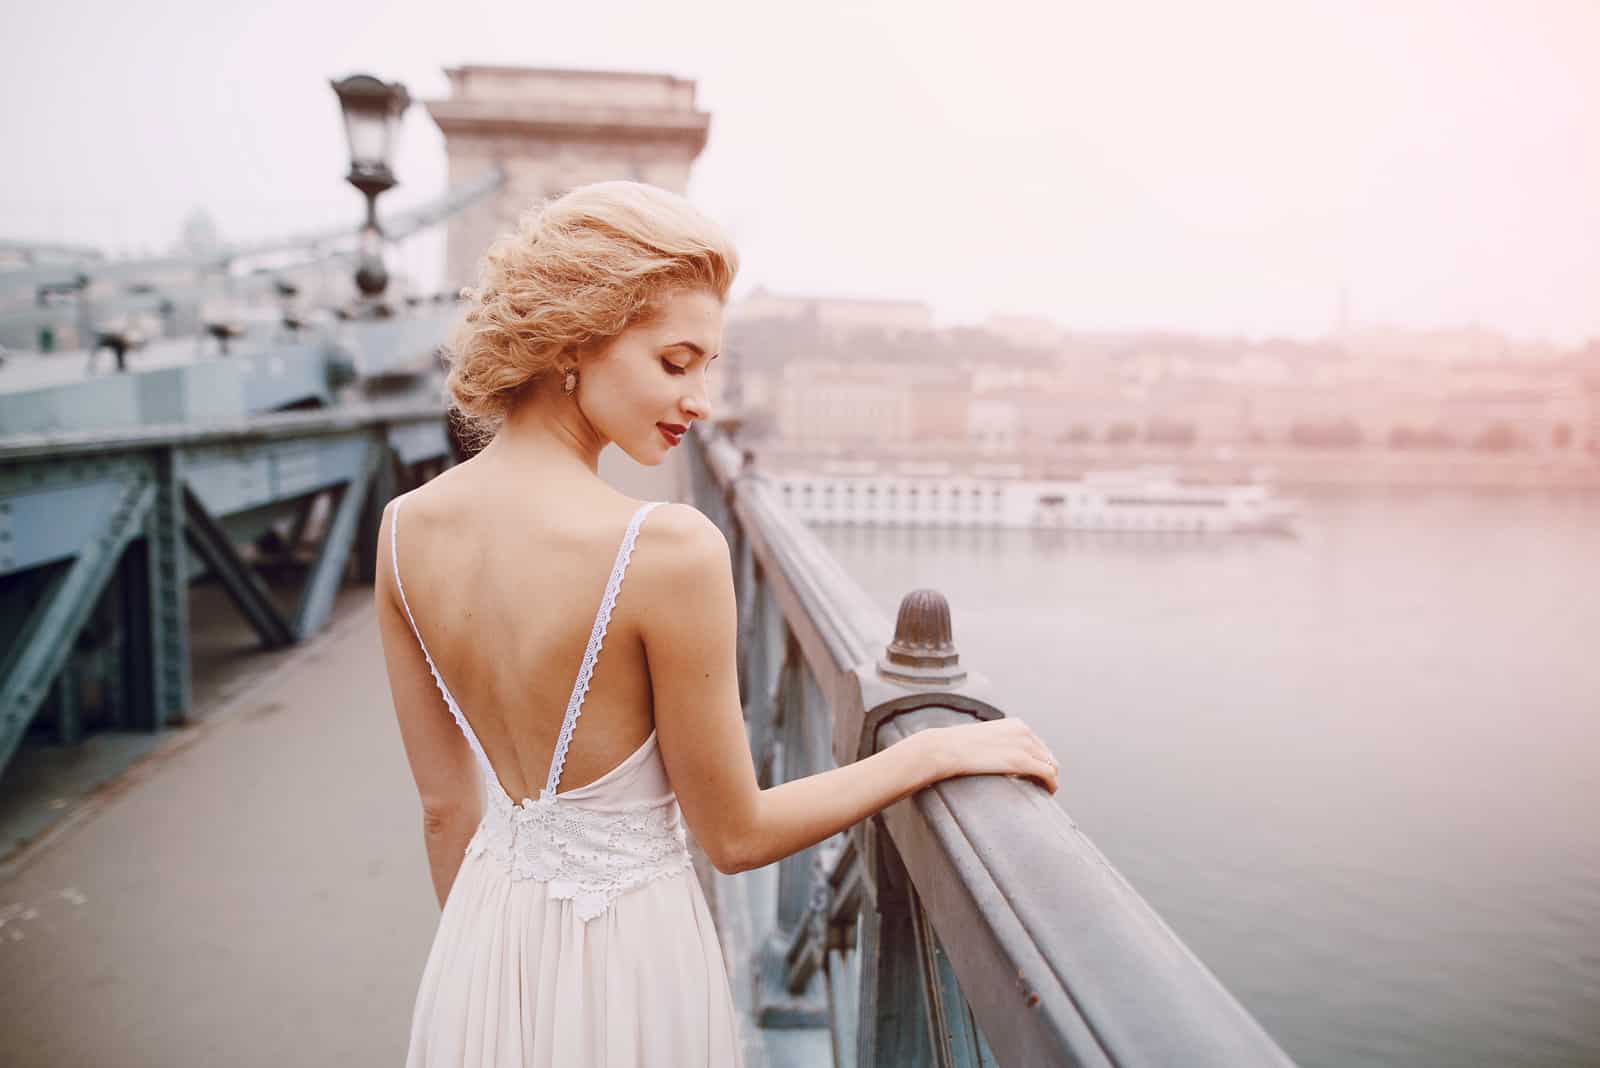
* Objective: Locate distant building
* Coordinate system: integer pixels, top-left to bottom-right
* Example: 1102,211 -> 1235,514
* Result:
425,65 -> 712,289
173,207 -> 221,259
775,360 -> 916,443
982,313 -> 1065,349
729,287 -> 933,336
1341,324 -> 1516,363
765,359 -> 966,440
968,396 -> 1020,452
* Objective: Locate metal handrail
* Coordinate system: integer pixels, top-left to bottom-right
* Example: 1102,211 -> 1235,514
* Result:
689,424 -> 1296,1067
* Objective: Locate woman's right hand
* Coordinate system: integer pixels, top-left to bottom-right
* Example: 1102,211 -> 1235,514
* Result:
925,717 -> 1060,795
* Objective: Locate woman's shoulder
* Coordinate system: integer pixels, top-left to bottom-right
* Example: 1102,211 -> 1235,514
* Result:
642,499 -> 722,543
636,500 -> 729,573
385,463 -> 469,526
608,500 -> 726,606
626,501 -> 734,626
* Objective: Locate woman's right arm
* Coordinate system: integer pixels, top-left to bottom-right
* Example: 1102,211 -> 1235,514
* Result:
637,505 -> 1058,875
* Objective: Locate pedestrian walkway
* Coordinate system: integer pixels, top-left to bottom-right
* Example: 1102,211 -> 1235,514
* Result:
0,589 -> 440,1065
0,445 -> 700,1064
0,590 -> 790,1066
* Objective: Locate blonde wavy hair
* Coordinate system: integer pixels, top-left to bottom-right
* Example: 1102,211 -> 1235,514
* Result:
444,180 -> 739,443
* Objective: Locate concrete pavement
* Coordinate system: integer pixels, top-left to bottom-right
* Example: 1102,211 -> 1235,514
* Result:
0,443 -> 831,1068
0,589 -> 440,1066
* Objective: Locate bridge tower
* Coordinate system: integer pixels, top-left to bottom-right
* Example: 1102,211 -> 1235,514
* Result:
425,65 -> 713,290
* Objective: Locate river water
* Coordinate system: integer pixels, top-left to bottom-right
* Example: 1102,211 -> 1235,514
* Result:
814,488 -> 1600,1068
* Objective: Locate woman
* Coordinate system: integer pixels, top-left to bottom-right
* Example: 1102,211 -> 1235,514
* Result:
375,180 -> 1060,1066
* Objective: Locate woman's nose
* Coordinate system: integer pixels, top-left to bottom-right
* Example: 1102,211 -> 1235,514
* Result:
682,386 -> 710,421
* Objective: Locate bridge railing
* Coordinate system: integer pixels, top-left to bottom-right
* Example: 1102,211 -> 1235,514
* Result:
686,425 -> 1296,1068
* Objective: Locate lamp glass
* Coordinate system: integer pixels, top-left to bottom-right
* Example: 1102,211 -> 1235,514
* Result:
332,75 -> 408,177
341,106 -> 392,174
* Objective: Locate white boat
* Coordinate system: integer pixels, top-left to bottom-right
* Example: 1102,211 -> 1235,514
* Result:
774,465 -> 1297,534
1030,467 -> 1297,533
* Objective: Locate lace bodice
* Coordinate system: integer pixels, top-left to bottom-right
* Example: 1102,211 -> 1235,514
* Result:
392,498 -> 693,922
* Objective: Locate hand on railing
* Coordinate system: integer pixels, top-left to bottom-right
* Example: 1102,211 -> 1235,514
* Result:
924,718 -> 1060,795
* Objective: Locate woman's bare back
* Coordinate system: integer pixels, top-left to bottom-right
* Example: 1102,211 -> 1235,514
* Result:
389,462 -> 663,803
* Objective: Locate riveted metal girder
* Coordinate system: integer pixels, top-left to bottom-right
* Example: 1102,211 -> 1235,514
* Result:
0,408 -> 451,788
181,486 -> 295,649
184,432 -> 374,519
0,473 -> 155,776
0,455 -> 153,578
355,442 -> 399,585
784,834 -> 866,995
294,436 -> 381,639
146,448 -> 190,726
386,420 -> 450,466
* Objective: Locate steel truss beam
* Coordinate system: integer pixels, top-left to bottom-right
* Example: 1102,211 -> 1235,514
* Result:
293,438 -> 381,639
0,474 -> 155,774
0,406 -> 451,788
181,486 -> 296,649
181,431 -> 386,647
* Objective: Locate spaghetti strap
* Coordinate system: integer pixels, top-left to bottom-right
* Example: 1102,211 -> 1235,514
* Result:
542,500 -> 664,800
391,495 -> 666,805
390,496 -> 497,781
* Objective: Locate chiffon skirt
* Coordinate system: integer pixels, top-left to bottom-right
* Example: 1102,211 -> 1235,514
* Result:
405,847 -> 744,1067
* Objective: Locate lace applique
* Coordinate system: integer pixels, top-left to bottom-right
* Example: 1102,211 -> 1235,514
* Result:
392,498 -> 689,922
465,789 -> 694,922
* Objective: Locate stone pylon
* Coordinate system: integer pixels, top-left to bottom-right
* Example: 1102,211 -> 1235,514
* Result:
426,65 -> 715,503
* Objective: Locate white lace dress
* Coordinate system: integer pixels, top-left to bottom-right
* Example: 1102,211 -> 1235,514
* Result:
391,499 -> 743,1067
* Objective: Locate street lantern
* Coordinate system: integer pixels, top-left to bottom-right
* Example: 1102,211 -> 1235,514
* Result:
330,73 -> 410,300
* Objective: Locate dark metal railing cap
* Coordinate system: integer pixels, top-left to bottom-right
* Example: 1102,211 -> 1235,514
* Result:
878,588 -> 967,686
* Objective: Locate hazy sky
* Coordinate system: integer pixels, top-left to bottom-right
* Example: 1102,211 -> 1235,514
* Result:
3,0 -> 1596,342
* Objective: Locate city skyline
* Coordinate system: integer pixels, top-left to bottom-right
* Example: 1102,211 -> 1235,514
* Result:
2,0 -> 1597,344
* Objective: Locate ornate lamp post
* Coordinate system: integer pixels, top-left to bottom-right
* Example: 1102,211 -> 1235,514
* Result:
330,73 -> 410,304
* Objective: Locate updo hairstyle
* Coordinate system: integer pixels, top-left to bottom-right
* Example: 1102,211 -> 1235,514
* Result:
444,180 -> 739,444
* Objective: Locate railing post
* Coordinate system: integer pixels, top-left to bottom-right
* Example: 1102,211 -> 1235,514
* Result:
856,814 -> 936,1066
910,891 -> 996,1067
855,588 -> 999,1068
776,651 -> 817,933
147,445 -> 190,727
734,518 -> 758,708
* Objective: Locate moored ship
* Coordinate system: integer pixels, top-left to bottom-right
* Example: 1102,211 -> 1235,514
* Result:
1031,467 -> 1297,533
774,465 -> 1297,533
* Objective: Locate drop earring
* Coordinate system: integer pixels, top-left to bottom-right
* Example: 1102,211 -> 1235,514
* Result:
561,367 -> 578,396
